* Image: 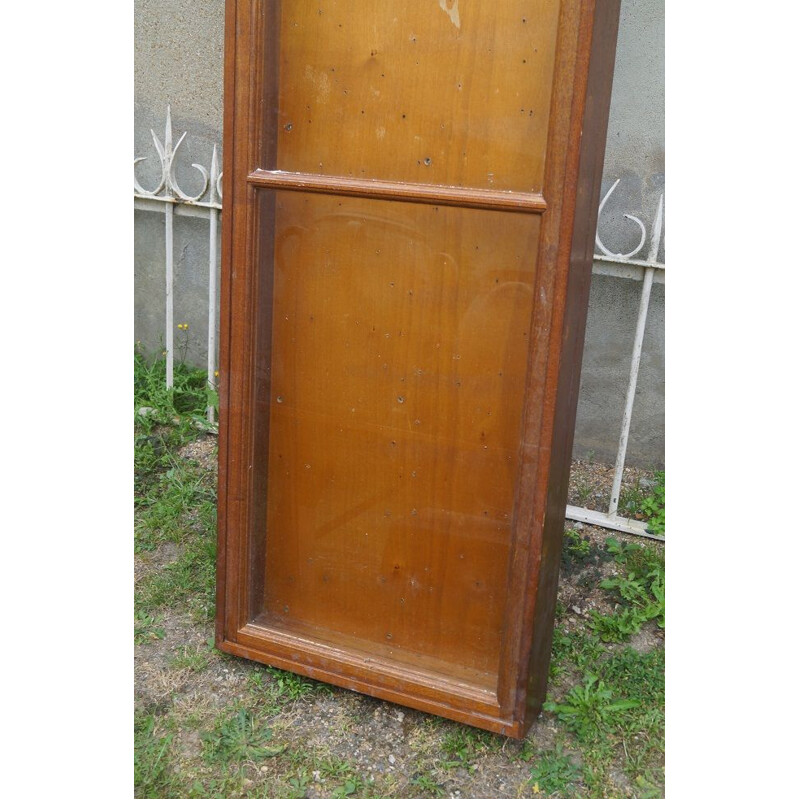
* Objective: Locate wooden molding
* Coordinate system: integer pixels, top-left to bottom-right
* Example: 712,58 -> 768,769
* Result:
247,169 -> 548,213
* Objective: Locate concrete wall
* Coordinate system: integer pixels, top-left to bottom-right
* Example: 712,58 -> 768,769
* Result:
577,0 -> 665,466
134,0 -> 664,467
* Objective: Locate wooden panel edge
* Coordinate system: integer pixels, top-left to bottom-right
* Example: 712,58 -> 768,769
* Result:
215,0 -> 242,648
495,0 -> 621,734
523,0 -> 623,731
495,0 -> 587,724
217,0 -> 274,646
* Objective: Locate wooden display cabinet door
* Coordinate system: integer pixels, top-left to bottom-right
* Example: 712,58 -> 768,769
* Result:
216,0 -> 620,738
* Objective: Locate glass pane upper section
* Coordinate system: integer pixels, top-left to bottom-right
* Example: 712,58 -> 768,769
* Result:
274,1 -> 560,192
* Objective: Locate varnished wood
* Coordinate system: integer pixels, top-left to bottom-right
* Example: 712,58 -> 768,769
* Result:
523,0 -> 623,729
262,190 -> 540,691
217,0 -> 621,738
223,631 -> 520,736
247,169 -> 548,212
272,1 -> 561,192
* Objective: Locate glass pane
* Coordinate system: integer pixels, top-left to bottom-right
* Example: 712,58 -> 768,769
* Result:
274,0 -> 560,192
254,191 -> 541,690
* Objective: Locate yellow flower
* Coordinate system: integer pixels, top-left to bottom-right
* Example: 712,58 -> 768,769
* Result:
214,371 -> 219,377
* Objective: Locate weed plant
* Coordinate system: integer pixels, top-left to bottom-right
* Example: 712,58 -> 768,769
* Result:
619,472 -> 665,535
264,665 -> 332,701
201,708 -> 285,764
561,529 -> 594,573
589,538 -> 665,642
409,773 -> 446,797
544,674 -> 640,742
134,347 -> 214,424
641,471 -> 665,535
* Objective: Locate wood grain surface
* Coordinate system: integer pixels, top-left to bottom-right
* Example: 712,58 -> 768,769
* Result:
261,191 -> 541,691
274,1 -> 560,191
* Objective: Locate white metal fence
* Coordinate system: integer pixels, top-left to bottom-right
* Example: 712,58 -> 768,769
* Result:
566,180 -> 665,541
134,107 -> 222,423
134,107 -> 665,539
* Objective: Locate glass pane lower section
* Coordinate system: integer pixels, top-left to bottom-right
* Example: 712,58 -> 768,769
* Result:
256,191 -> 541,690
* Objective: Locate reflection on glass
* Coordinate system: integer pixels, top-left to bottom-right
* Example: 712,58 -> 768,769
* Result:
254,191 -> 541,690
274,1 -> 560,192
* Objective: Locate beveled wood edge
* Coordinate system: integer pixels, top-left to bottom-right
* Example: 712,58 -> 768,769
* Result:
219,628 -> 523,738
246,169 -> 548,213
240,622 -> 499,710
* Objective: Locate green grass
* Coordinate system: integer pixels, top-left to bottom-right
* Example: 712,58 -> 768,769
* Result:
572,480 -> 594,507
281,768 -> 313,799
134,609 -> 166,645
561,529 -> 594,573
618,482 -> 647,518
135,353 -> 218,623
134,347 -> 214,483
602,647 -> 665,750
136,457 -> 217,550
331,775 -> 367,798
134,349 -> 217,553
134,713 -> 176,798
440,725 -> 499,770
169,643 -> 212,672
136,531 -> 217,622
543,636 -> 665,795
542,531 -> 665,794
550,627 -> 605,681
265,665 -> 333,700
245,665 -> 333,717
134,348 -> 215,425
528,746 -> 583,797
408,772 -> 446,797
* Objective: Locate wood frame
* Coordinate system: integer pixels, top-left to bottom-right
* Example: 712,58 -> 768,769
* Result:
216,0 -> 621,738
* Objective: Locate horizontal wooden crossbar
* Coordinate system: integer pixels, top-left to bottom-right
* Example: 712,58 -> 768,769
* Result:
247,169 -> 547,213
